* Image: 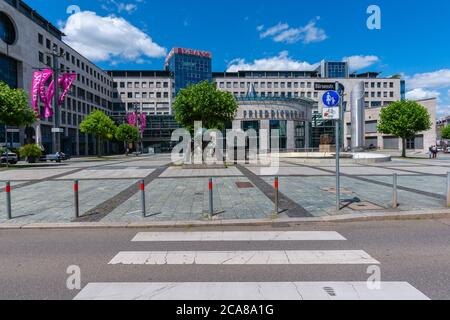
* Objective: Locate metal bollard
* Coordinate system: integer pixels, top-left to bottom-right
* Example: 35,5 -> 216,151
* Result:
447,173 -> 450,207
208,178 -> 214,218
392,173 -> 398,209
6,181 -> 11,220
274,177 -> 279,215
140,179 -> 146,217
74,180 -> 80,218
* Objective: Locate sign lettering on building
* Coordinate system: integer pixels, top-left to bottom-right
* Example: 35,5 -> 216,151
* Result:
165,48 -> 212,65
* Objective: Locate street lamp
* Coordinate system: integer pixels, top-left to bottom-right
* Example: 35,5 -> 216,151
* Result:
51,45 -> 64,154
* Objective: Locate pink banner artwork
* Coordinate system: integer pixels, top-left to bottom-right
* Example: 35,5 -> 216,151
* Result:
59,73 -> 76,106
31,70 -> 76,119
127,113 -> 137,126
31,71 -> 43,115
139,113 -> 147,133
37,69 -> 54,118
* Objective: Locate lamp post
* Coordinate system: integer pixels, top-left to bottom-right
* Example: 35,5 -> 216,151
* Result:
51,45 -> 63,154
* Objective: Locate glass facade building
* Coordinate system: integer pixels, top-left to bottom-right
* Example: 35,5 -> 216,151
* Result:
165,48 -> 212,94
318,61 -> 349,78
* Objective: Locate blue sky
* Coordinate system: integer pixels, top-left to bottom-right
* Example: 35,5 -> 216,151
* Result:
25,0 -> 450,117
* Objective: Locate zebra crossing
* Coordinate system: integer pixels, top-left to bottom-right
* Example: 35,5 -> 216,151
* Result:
74,231 -> 429,300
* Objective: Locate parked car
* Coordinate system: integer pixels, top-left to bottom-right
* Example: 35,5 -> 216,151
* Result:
0,152 -> 18,165
40,152 -> 70,162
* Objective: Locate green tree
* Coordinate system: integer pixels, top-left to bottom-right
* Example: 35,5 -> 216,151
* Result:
441,125 -> 450,140
80,111 -> 117,156
116,124 -> 140,152
0,82 -> 36,127
377,100 -> 432,158
173,81 -> 238,132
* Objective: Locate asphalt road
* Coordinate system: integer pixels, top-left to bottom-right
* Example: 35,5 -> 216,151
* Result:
0,218 -> 450,300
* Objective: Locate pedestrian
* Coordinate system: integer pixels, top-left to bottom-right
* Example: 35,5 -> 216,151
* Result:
428,146 -> 433,159
432,145 -> 438,159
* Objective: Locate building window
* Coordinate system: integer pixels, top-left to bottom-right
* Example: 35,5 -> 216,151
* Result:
0,12 -> 16,45
38,33 -> 43,45
365,121 -> 378,133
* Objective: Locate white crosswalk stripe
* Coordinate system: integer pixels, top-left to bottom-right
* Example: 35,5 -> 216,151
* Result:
132,231 -> 346,242
75,231 -> 429,300
74,282 -> 429,300
109,250 -> 379,265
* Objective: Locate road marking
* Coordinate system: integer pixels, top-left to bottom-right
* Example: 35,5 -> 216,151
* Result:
74,282 -> 429,300
132,231 -> 347,242
109,250 -> 379,265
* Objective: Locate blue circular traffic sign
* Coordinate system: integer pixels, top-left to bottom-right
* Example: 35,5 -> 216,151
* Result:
322,91 -> 340,107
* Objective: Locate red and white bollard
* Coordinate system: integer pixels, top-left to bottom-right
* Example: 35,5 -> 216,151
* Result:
6,181 -> 11,220
140,179 -> 146,217
274,177 -> 279,215
74,180 -> 79,218
208,178 -> 214,218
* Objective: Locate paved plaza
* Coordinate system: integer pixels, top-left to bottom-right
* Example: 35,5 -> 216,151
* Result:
0,154 -> 449,224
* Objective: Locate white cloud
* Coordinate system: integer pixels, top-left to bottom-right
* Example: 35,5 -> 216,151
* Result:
102,0 -> 138,14
437,105 -> 450,118
227,51 -> 319,72
258,18 -> 327,44
117,3 -> 137,14
260,23 -> 289,39
406,88 -> 440,101
406,69 -> 450,90
343,55 -> 380,71
61,11 -> 166,63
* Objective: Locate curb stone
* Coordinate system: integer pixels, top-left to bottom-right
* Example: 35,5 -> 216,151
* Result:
0,209 -> 449,230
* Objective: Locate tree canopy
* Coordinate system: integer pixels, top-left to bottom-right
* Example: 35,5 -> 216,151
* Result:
80,110 -> 117,156
442,125 -> 450,140
173,81 -> 238,132
377,100 -> 432,157
0,82 -> 36,127
115,124 -> 139,144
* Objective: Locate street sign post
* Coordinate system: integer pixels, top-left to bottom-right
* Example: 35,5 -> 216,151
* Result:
333,84 -> 343,211
320,88 -> 342,211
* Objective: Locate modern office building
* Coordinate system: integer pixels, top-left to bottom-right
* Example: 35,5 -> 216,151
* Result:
164,48 -> 212,95
0,0 -> 437,155
0,0 -> 114,156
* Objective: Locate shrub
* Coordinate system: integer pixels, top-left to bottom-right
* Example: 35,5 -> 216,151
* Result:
19,144 -> 42,158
